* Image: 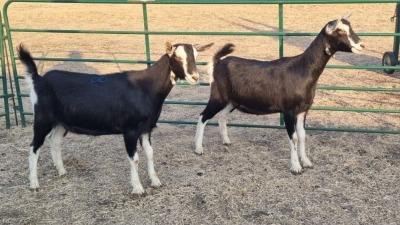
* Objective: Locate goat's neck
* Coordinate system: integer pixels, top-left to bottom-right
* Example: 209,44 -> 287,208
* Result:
146,54 -> 174,97
301,31 -> 333,82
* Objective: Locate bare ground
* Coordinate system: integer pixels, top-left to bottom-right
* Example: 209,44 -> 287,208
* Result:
1,2 -> 400,225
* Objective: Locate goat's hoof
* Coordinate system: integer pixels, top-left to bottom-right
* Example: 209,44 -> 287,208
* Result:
302,163 -> 314,169
223,142 -> 231,146
58,169 -> 67,177
30,187 -> 40,192
150,179 -> 162,188
301,159 -> 313,169
194,149 -> 204,155
131,191 -> 147,199
131,188 -> 145,196
290,166 -> 303,175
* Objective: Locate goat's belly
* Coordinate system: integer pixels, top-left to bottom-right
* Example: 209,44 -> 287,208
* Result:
65,124 -> 123,136
236,104 -> 280,115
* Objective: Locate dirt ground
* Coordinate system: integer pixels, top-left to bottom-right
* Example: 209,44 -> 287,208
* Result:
1,2 -> 400,225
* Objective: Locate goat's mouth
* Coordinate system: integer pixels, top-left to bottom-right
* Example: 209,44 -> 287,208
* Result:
351,42 -> 364,54
185,73 -> 199,85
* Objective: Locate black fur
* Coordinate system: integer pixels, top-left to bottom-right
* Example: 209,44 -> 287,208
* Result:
17,43 -> 198,157
198,19 -> 363,173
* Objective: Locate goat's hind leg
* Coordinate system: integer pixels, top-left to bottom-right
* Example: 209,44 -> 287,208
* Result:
218,103 -> 234,146
29,120 -> 53,190
284,111 -> 302,174
140,133 -> 162,188
195,101 -> 227,155
49,125 -> 67,176
296,112 -> 313,169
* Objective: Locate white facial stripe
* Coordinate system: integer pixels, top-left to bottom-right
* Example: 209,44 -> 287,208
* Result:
175,45 -> 188,67
175,46 -> 191,82
337,22 -> 363,50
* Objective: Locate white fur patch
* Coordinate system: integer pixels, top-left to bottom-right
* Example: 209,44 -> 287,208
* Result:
336,21 -> 364,53
175,45 -> 198,84
192,46 -> 199,59
207,57 -> 214,84
25,75 -> 38,112
194,115 -> 207,155
296,112 -> 313,168
29,146 -> 40,189
49,126 -> 67,176
218,103 -> 234,145
141,133 -> 162,187
129,153 -> 144,194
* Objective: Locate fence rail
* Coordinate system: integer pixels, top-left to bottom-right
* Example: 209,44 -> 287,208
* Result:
2,0 -> 400,133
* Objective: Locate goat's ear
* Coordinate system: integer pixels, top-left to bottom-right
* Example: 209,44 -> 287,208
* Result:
194,43 -> 214,52
165,42 -> 173,55
325,19 -> 340,35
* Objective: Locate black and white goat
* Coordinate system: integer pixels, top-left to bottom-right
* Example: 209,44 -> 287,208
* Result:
18,42 -> 213,194
194,16 -> 364,174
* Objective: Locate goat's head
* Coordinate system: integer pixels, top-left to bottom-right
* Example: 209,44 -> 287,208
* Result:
166,42 -> 214,84
325,14 -> 364,54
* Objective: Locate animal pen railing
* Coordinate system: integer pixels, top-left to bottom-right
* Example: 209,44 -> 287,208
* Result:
0,11 -> 10,129
3,0 -> 400,134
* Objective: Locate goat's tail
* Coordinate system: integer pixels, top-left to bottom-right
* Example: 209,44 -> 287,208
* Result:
17,44 -> 40,80
213,43 -> 235,64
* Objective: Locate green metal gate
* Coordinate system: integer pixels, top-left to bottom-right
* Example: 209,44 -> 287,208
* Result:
3,0 -> 400,134
0,12 -> 11,129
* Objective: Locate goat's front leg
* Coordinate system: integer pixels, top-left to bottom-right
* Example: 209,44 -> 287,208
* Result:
140,133 -> 162,188
296,112 -> 313,168
124,130 -> 144,195
284,111 -> 302,174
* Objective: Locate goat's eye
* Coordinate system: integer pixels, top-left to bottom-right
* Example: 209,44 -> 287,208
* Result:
338,29 -> 347,35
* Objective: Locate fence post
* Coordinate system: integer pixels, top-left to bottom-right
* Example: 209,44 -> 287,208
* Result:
142,3 -> 151,68
278,3 -> 285,126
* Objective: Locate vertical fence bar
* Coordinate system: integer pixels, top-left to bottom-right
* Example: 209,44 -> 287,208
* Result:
278,3 -> 285,126
394,3 -> 400,58
1,21 -> 11,128
3,2 -> 26,127
142,3 -> 151,68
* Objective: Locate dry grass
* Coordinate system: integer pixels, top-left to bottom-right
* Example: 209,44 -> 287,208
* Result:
1,2 -> 400,225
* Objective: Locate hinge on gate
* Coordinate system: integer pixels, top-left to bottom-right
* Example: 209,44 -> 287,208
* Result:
391,7 -> 398,22
391,14 -> 397,22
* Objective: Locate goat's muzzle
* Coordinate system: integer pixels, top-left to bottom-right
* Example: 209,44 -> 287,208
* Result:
351,41 -> 365,54
185,72 -> 200,85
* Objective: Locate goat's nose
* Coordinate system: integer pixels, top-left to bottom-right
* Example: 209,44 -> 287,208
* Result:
192,72 -> 200,81
360,42 -> 365,49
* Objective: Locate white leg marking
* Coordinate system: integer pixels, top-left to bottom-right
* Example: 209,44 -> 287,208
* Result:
289,131 -> 302,174
218,103 -> 234,145
194,115 -> 207,155
29,146 -> 40,189
49,125 -> 67,176
296,112 -> 313,168
141,134 -> 162,187
129,153 -> 144,195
